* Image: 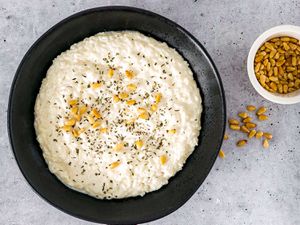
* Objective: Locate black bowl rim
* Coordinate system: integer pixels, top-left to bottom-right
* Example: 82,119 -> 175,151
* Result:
7,6 -> 226,224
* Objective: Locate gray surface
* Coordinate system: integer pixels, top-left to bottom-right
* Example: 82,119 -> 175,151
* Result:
0,0 -> 299,224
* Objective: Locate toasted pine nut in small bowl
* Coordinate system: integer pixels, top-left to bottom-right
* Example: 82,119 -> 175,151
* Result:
247,25 -> 300,104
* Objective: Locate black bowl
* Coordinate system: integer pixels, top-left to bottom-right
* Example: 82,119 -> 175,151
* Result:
8,6 -> 226,225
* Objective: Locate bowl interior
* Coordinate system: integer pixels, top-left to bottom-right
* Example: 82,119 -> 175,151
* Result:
8,7 -> 226,224
247,25 -> 300,104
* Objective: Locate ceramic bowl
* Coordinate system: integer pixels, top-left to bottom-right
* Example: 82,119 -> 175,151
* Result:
247,25 -> 300,104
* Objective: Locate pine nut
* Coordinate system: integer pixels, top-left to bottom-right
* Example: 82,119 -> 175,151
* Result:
243,117 -> 252,123
263,132 -> 273,139
219,149 -> 225,159
263,139 -> 269,149
256,107 -> 267,115
224,133 -> 229,140
246,105 -> 256,111
248,130 -> 257,138
230,125 -> 240,130
237,140 -> 247,147
258,114 -> 268,121
238,112 -> 248,119
256,131 -> 264,139
245,122 -> 256,129
229,119 -> 239,125
241,126 -> 250,133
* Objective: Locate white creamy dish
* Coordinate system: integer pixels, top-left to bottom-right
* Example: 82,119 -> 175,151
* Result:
34,31 -> 202,199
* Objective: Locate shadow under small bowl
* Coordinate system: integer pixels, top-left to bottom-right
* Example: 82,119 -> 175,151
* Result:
8,6 -> 226,225
247,25 -> 300,104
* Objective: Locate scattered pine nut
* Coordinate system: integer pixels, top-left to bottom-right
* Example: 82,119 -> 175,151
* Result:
73,114 -> 81,121
108,68 -> 114,78
110,161 -> 121,169
62,125 -> 72,132
68,99 -> 77,106
246,105 -> 256,111
224,133 -> 229,140
168,129 -> 176,134
91,82 -> 102,89
238,112 -> 248,119
127,83 -> 137,91
126,99 -> 136,105
245,122 -> 257,129
92,121 -> 101,128
139,112 -> 149,120
150,104 -> 158,112
91,108 -> 101,118
248,130 -> 257,138
256,107 -> 267,115
100,127 -> 108,133
70,106 -> 78,115
241,126 -> 250,133
263,132 -> 273,139
113,95 -> 120,103
230,124 -> 240,130
160,155 -> 167,165
258,114 -> 268,121
65,118 -> 76,126
219,149 -> 225,159
119,92 -> 129,100
227,104 -> 274,152
135,140 -> 144,149
243,117 -> 252,123
154,93 -> 162,103
229,119 -> 239,125
255,131 -> 264,139
237,140 -> 247,147
137,107 -> 147,114
263,139 -> 269,149
125,70 -> 134,79
79,106 -> 87,115
114,142 -> 124,151
72,129 -> 79,137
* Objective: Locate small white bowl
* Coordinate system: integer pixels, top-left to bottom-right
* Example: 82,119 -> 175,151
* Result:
247,25 -> 300,104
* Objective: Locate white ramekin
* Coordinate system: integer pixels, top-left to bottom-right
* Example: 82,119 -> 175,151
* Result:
247,25 -> 300,104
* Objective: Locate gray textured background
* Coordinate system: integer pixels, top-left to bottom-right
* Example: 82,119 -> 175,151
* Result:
1,0 -> 300,225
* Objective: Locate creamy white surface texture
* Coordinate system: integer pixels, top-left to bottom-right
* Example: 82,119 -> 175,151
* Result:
34,31 -> 202,199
